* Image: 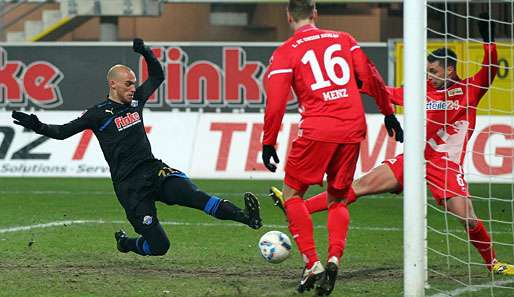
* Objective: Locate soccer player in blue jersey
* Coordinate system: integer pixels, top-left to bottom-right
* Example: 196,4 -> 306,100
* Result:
12,39 -> 262,257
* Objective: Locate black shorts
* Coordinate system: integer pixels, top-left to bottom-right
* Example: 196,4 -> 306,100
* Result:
113,159 -> 187,233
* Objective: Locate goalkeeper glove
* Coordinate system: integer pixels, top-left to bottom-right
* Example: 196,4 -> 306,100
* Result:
262,145 -> 279,172
478,12 -> 495,43
384,114 -> 404,143
12,111 -> 43,133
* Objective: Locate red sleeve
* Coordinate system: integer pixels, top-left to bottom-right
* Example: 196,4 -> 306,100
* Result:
468,43 -> 498,105
386,86 -> 404,106
263,48 -> 293,146
349,35 -> 394,116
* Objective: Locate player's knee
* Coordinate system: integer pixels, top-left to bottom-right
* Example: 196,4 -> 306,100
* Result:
465,218 -> 479,230
352,177 -> 369,197
327,186 -> 347,200
456,216 -> 478,230
150,238 -> 170,256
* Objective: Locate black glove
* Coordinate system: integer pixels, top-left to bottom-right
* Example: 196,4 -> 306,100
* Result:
12,110 -> 43,132
133,38 -> 151,55
478,12 -> 495,43
262,145 -> 279,172
384,114 -> 404,143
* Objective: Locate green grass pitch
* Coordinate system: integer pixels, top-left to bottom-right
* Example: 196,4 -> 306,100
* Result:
0,178 -> 513,296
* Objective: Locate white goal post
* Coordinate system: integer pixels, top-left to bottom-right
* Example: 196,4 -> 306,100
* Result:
403,0 -> 428,296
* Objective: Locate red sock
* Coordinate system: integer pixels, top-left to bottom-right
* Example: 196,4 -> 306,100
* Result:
284,197 -> 318,268
467,220 -> 496,269
327,202 -> 350,260
305,192 -> 327,214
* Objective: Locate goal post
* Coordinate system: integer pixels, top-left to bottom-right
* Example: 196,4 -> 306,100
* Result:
403,0 -> 428,296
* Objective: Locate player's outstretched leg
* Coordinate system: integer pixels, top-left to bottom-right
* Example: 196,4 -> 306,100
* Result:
160,177 -> 262,229
270,186 -> 329,214
269,164 -> 400,215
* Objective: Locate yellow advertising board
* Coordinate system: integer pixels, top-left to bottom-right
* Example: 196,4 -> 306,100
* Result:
395,41 -> 514,115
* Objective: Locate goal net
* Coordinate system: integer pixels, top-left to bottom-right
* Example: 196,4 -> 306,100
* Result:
402,1 -> 514,296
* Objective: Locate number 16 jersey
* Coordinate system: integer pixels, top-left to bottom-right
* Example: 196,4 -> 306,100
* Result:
263,24 -> 394,146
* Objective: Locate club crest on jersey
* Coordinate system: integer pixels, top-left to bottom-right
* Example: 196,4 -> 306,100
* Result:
426,100 -> 460,111
447,88 -> 463,97
142,215 -> 153,225
114,112 -> 141,131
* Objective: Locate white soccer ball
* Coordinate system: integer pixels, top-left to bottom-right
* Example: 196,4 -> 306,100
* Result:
258,230 -> 292,264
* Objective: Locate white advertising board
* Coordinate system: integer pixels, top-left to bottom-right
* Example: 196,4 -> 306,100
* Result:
0,111 -> 512,183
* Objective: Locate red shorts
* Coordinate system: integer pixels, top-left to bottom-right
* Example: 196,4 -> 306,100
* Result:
285,137 -> 360,197
383,154 -> 469,204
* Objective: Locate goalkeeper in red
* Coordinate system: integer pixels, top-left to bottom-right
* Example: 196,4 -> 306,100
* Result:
270,14 -> 514,275
262,1 -> 404,295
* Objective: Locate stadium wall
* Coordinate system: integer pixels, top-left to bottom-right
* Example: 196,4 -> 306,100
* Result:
1,3 -> 399,42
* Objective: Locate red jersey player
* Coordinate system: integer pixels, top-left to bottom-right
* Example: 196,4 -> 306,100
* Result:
270,13 -> 514,276
261,0 -> 404,295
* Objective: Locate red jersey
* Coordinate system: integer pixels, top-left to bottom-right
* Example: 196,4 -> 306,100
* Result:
263,24 -> 394,145
388,44 -> 498,166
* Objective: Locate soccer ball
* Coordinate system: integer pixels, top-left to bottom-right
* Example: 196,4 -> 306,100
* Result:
258,230 -> 292,264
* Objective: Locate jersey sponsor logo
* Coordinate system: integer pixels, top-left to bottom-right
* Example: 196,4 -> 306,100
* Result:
426,100 -> 460,111
104,108 -> 113,115
114,112 -> 141,131
448,88 -> 464,97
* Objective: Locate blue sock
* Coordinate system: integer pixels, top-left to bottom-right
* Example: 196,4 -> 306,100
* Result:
203,196 -> 248,225
203,196 -> 222,217
135,237 -> 152,256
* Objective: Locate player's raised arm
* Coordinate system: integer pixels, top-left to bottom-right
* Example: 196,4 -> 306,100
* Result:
11,110 -> 92,140
133,38 -> 165,105
261,50 -> 293,172
469,13 -> 498,102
